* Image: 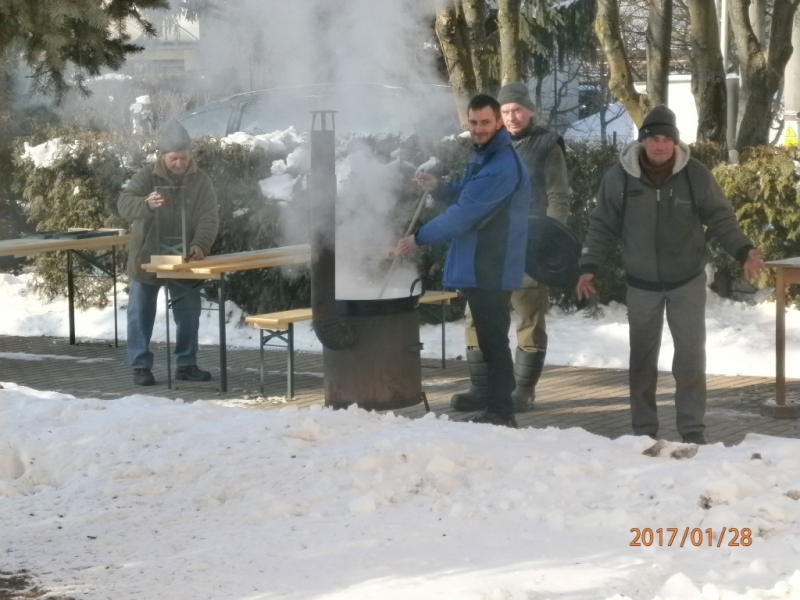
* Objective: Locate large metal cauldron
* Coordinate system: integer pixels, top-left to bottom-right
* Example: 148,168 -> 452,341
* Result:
323,281 -> 424,410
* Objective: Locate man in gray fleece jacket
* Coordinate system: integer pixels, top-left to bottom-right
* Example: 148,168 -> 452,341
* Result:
576,105 -> 764,444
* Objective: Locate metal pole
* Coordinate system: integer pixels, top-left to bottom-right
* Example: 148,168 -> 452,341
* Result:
68,250 -> 76,345
288,323 -> 294,398
441,301 -> 447,369
165,285 -> 172,389
218,278 -> 227,393
112,244 -> 119,348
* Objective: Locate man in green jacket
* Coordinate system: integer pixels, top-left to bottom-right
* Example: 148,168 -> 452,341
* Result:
576,105 -> 764,444
451,82 -> 571,413
118,121 -> 219,386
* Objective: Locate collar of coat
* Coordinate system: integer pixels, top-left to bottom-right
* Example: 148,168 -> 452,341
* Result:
619,139 -> 691,179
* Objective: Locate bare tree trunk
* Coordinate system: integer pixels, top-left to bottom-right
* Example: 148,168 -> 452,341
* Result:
595,0 -> 650,125
687,0 -> 727,143
498,0 -> 521,85
435,0 -> 477,128
646,0 -> 672,105
730,0 -> 800,149
461,0 -> 490,92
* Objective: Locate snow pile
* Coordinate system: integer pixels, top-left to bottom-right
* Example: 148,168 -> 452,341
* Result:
20,138 -> 75,168
221,126 -> 304,154
2,384 -> 800,598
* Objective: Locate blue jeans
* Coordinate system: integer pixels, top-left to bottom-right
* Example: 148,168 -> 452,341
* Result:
127,279 -> 202,370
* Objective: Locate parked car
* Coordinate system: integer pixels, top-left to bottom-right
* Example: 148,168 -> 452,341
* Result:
175,82 -> 460,138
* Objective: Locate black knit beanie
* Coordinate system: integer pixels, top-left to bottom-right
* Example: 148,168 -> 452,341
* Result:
497,82 -> 536,112
638,105 -> 680,143
158,120 -> 193,154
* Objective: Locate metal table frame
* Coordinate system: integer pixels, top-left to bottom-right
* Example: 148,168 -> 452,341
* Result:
0,233 -> 130,347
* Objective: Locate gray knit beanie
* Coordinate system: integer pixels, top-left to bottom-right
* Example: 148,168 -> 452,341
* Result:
497,82 -> 536,112
638,105 -> 680,143
158,120 -> 193,154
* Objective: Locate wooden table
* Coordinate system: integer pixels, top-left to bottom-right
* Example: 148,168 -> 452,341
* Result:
142,245 -> 311,392
764,257 -> 800,418
0,232 -> 131,346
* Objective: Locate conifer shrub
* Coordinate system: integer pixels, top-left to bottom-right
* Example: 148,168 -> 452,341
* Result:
13,127 -> 134,309
713,145 -> 800,304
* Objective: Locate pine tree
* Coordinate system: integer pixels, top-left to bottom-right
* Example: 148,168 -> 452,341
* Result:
0,0 -> 169,108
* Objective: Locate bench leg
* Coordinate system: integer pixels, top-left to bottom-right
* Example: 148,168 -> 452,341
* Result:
259,329 -> 265,396
287,323 -> 295,399
441,301 -> 446,369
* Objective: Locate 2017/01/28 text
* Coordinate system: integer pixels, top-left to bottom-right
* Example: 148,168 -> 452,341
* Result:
630,527 -> 752,547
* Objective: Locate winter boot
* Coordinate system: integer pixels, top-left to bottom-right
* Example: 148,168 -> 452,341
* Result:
175,365 -> 212,382
450,348 -> 489,411
510,348 -> 546,413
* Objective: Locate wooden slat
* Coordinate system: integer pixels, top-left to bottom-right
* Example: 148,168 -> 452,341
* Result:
246,308 -> 313,329
0,234 -> 131,258
419,290 -> 458,304
193,252 -> 311,274
146,244 -> 311,271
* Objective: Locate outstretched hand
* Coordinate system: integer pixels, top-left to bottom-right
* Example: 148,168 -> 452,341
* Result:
743,247 -> 766,280
576,273 -> 596,300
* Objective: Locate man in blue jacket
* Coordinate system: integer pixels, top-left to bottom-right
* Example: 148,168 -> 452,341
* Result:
395,94 -> 531,428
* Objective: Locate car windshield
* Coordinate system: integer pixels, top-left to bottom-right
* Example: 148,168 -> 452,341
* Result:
179,86 -> 459,138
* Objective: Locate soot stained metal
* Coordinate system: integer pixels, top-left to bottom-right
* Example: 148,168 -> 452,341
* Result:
309,110 -> 424,410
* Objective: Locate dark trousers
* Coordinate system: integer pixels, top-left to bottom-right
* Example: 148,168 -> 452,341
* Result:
462,288 -> 515,416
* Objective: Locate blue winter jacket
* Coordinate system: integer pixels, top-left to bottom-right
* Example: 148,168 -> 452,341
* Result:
415,127 -> 532,290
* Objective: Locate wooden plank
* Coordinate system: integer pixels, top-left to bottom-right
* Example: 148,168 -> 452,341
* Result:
246,308 -> 313,328
196,252 -> 311,274
0,234 -> 131,257
419,290 -> 459,304
154,244 -> 311,271
156,271 -> 221,280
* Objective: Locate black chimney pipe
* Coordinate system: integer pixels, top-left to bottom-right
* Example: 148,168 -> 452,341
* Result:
309,110 -> 355,351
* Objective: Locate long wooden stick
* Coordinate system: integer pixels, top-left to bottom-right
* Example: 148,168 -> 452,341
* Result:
378,190 -> 429,299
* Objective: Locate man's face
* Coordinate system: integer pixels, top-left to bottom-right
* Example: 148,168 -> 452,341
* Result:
641,135 -> 675,166
500,102 -> 533,134
163,151 -> 191,175
468,106 -> 503,146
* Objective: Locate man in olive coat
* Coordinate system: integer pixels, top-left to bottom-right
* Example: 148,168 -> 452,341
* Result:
452,82 -> 571,413
118,121 -> 219,386
576,105 -> 764,444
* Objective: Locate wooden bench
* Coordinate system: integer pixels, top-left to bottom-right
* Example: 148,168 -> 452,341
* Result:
245,290 -> 459,399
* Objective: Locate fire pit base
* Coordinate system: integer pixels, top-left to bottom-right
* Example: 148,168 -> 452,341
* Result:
323,309 -> 423,410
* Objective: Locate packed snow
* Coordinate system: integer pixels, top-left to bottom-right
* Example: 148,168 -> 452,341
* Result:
1,383 -> 800,599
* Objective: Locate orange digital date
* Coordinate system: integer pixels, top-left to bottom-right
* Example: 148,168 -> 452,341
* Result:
630,527 -> 752,547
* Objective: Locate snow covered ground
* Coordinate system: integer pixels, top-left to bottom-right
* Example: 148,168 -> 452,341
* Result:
3,273 -> 800,599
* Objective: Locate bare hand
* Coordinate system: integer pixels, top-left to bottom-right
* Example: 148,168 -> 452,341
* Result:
415,173 -> 438,193
576,273 -> 596,300
742,247 -> 766,280
145,192 -> 165,209
188,245 -> 205,261
394,235 -> 419,256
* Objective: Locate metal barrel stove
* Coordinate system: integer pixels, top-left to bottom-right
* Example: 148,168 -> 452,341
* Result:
309,110 -> 424,410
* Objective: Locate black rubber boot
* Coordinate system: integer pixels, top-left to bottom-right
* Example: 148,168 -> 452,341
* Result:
450,348 -> 489,411
510,348 -> 546,413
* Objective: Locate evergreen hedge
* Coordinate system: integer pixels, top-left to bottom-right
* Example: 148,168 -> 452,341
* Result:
12,125 -> 800,321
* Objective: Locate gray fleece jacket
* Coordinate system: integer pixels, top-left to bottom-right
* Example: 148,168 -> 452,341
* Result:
579,141 -> 753,290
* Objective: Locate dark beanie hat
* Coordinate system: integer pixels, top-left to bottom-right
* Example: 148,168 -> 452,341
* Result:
158,120 -> 192,154
638,105 -> 680,143
497,82 -> 536,112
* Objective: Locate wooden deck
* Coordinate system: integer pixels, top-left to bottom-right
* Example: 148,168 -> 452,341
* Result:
1,334 -> 798,446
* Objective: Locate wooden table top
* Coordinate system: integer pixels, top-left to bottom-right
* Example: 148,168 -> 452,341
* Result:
766,257 -> 800,267
0,232 -> 131,258
142,244 -> 311,278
